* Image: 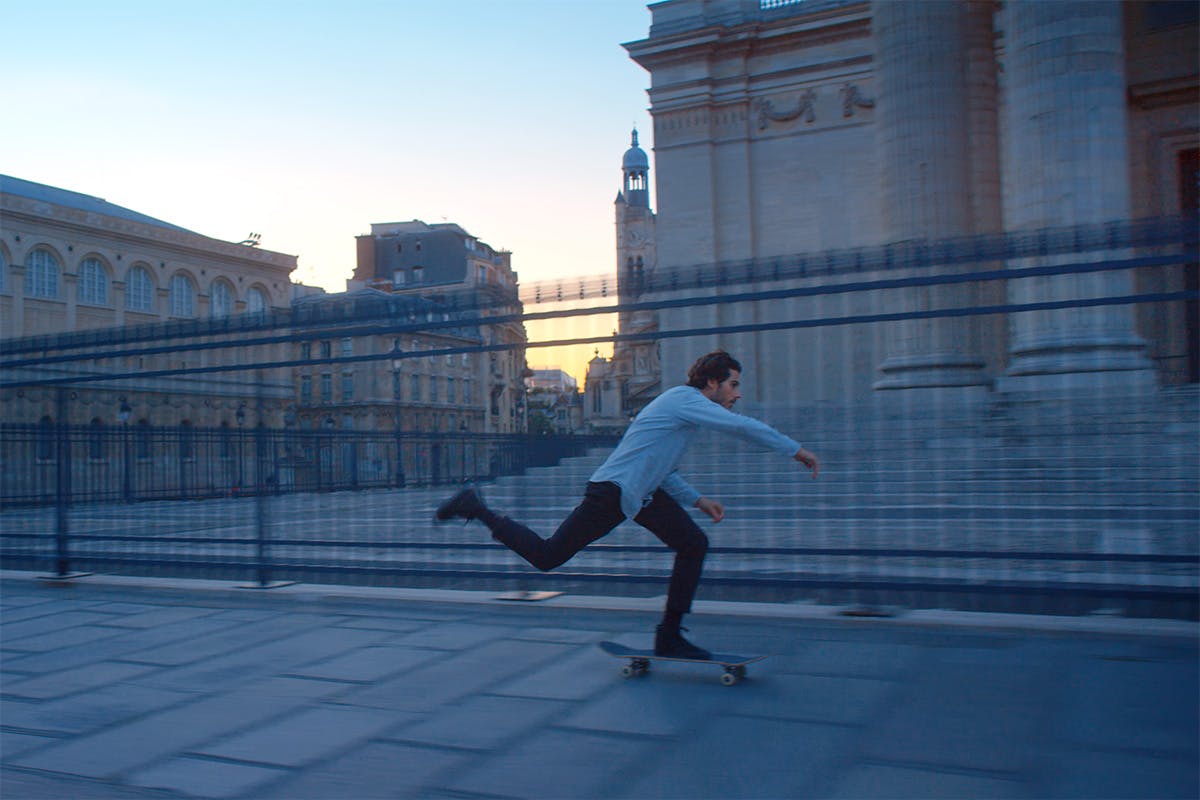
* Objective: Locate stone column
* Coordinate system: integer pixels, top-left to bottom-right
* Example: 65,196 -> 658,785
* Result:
1000,0 -> 1153,390
63,272 -> 78,330
111,281 -> 127,326
872,0 -> 992,394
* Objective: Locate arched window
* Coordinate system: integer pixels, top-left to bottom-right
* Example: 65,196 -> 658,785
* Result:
169,274 -> 195,317
126,265 -> 154,312
246,287 -> 267,314
25,248 -> 60,298
78,257 -> 110,306
210,280 -> 233,317
0,249 -> 7,293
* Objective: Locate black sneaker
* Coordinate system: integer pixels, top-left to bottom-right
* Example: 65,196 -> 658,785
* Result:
654,625 -> 712,660
435,487 -> 488,523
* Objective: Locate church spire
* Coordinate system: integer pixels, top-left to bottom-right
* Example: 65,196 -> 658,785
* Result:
622,127 -> 650,208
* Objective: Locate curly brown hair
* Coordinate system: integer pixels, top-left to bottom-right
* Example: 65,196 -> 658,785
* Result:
686,350 -> 742,389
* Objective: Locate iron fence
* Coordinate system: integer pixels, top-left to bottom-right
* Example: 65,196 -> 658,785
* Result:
1,218 -> 1196,618
0,423 -> 614,506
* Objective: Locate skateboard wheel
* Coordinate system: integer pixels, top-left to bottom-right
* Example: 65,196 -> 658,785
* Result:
720,672 -> 738,686
621,664 -> 636,678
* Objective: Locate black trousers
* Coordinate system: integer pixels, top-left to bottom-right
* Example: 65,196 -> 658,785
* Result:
486,481 -> 709,617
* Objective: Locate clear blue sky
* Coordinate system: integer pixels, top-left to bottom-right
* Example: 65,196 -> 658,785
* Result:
4,0 -> 655,293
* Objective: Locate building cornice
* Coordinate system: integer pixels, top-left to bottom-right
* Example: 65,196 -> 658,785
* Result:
1,193 -> 297,275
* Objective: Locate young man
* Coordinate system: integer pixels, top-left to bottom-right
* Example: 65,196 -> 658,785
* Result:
435,350 -> 820,659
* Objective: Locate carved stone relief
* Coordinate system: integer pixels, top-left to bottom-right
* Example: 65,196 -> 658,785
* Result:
840,83 -> 875,117
753,89 -> 818,130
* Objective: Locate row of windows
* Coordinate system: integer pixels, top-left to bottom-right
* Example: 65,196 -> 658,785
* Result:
2,248 -> 268,316
298,373 -> 473,405
297,339 -> 475,370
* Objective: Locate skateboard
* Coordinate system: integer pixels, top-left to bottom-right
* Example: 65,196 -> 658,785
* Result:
598,641 -> 767,686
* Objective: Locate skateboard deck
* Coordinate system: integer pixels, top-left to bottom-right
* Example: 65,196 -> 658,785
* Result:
598,640 -> 767,685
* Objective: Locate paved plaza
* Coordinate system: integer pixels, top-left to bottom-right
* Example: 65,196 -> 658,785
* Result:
1,572 -> 1197,800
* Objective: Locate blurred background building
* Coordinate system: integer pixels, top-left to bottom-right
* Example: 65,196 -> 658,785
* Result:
527,369 -> 583,435
352,220 -> 529,434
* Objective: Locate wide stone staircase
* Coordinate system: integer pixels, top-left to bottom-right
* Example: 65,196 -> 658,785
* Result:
325,385 -> 1198,615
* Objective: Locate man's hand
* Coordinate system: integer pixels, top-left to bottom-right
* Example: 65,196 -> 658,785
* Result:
694,496 -> 725,523
794,448 -> 820,478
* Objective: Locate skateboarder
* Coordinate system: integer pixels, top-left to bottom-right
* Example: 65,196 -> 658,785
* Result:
435,350 -> 820,660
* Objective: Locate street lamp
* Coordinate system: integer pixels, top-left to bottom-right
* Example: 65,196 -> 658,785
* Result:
117,398 -> 132,503
391,344 -> 406,488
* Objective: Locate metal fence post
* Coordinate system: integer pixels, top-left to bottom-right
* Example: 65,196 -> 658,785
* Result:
52,388 -> 72,577
254,372 -> 271,586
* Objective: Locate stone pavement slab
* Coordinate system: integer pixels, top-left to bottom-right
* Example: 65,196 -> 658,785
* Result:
443,727 -> 654,800
731,672 -> 897,724
1,683 -> 188,735
3,661 -> 154,700
256,740 -> 463,800
195,704 -> 401,767
562,676 -> 733,736
2,574 -> 1197,800
339,639 -> 571,713
616,716 -> 856,800
128,757 -> 286,800
391,694 -> 567,750
860,660 -> 1057,774
824,763 -> 1027,800
493,645 -> 623,700
10,676 -> 344,779
285,644 -> 441,683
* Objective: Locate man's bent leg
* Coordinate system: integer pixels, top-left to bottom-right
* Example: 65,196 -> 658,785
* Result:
635,490 -> 711,659
635,490 -> 709,618
489,481 -> 624,571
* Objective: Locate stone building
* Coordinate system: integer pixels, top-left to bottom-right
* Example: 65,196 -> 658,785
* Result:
624,0 -> 1198,407
0,174 -> 297,429
352,220 -> 529,433
289,289 -> 484,436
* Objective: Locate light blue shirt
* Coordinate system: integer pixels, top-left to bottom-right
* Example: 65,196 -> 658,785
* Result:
589,385 -> 803,519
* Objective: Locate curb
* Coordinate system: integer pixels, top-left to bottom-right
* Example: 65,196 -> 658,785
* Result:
4,569 -> 1196,640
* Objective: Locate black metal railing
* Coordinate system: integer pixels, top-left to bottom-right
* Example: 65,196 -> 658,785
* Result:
0,424 -> 616,507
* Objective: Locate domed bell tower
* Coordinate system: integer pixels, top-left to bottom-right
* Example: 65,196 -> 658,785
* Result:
613,127 -> 659,416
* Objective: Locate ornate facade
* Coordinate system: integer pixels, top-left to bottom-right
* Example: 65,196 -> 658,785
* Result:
624,0 -> 1198,406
